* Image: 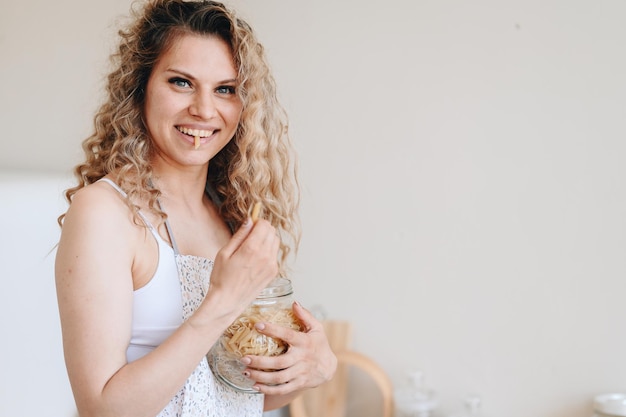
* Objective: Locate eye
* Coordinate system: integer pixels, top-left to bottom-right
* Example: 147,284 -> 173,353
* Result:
168,77 -> 191,88
216,85 -> 236,95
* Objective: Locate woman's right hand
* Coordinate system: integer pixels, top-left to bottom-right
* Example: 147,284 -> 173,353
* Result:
195,217 -> 281,325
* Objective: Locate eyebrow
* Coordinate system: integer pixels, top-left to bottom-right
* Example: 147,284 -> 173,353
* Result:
165,68 -> 237,84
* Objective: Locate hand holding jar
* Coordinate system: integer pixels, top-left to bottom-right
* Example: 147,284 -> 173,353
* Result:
208,277 -> 302,392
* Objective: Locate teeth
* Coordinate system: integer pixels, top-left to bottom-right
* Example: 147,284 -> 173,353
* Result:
177,126 -> 214,137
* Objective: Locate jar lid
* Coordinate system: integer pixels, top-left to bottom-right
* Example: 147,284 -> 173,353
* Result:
594,393 -> 626,416
257,278 -> 293,299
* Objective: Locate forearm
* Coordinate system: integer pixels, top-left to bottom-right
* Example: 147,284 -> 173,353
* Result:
73,319 -> 226,417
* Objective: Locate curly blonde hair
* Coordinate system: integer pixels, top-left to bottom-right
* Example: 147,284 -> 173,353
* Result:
60,0 -> 300,273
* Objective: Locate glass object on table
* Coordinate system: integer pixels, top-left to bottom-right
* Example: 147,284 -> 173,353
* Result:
593,393 -> 626,417
448,394 -> 484,417
395,369 -> 438,417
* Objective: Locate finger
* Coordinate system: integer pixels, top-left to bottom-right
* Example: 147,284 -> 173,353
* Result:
233,218 -> 272,249
246,364 -> 306,395
252,373 -> 306,395
243,349 -> 295,372
219,217 -> 253,258
291,301 -> 319,332
252,377 -> 306,396
245,365 -> 294,386
254,321 -> 304,347
252,380 -> 302,396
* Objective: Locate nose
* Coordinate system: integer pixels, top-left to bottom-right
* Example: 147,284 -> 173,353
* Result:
189,91 -> 218,120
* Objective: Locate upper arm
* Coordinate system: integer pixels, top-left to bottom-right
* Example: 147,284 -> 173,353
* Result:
55,184 -> 137,405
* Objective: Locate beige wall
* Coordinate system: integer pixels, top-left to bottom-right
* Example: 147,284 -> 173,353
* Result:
1,0 -> 625,416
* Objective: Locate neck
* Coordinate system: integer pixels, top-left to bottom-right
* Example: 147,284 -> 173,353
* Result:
151,163 -> 209,207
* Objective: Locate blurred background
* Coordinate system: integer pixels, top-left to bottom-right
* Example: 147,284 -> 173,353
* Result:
1,0 -> 625,416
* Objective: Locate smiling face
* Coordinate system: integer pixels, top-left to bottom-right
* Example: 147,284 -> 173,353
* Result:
143,33 -> 243,170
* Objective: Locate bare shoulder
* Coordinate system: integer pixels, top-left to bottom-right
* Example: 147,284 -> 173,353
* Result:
57,180 -> 141,268
63,181 -> 140,234
67,180 -> 129,217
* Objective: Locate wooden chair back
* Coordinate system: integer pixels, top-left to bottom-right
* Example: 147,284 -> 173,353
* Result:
289,320 -> 394,417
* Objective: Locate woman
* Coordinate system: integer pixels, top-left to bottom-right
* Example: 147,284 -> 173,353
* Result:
55,1 -> 336,416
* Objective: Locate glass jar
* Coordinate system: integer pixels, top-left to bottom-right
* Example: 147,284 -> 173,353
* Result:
593,393 -> 626,417
207,277 -> 302,393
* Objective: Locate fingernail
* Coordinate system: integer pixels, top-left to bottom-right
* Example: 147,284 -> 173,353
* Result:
240,357 -> 251,365
243,218 -> 252,227
252,385 -> 260,391
255,322 -> 266,331
243,371 -> 250,377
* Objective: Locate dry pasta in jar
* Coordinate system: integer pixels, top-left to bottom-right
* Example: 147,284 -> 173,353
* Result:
207,277 -> 302,392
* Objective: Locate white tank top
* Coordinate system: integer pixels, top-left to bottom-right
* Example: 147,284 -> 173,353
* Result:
98,178 -> 263,416
98,178 -> 183,362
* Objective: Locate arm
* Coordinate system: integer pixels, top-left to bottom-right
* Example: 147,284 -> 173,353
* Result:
56,184 -> 280,417
240,302 -> 337,411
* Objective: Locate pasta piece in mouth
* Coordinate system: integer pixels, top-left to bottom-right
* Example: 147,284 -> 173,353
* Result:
194,135 -> 200,149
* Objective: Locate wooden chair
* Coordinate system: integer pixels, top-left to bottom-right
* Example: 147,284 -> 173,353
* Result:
289,321 -> 394,417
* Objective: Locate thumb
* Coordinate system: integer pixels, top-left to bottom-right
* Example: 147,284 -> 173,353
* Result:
220,217 -> 254,258
293,301 -> 317,332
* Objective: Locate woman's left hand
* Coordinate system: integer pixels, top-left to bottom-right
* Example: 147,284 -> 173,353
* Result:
241,302 -> 337,396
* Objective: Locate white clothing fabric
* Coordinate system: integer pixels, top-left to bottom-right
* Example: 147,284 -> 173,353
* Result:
127,216 -> 182,362
99,178 -> 263,417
